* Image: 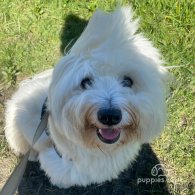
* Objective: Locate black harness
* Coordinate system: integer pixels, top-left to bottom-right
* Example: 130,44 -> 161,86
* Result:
41,98 -> 62,158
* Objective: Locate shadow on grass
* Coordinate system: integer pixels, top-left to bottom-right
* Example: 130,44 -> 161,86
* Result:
18,144 -> 170,195
60,14 -> 88,54
18,15 -> 170,195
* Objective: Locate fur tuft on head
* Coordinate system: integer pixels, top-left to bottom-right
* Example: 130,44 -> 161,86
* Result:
71,7 -> 138,54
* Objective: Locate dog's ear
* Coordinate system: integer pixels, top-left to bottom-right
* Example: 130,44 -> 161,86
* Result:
139,65 -> 171,144
70,7 -> 138,54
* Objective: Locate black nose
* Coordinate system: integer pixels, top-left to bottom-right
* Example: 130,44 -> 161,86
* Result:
97,108 -> 122,126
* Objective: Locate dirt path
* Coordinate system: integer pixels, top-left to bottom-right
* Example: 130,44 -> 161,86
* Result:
0,87 -> 18,189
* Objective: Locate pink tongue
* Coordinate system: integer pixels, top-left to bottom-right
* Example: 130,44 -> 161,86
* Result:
99,128 -> 121,140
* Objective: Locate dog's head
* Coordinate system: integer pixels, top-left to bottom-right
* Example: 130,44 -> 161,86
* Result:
48,7 -> 168,151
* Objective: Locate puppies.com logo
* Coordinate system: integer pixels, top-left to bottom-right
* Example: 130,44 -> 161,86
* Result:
137,164 -> 166,184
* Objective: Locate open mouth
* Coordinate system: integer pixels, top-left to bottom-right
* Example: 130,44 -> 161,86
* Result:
96,128 -> 121,144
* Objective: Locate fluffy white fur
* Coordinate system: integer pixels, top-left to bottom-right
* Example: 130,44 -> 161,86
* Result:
5,7 -> 168,188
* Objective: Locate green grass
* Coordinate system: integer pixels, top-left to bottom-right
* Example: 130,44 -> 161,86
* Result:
0,0 -> 194,194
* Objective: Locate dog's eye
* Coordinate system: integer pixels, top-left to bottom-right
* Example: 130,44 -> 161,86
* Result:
80,77 -> 93,89
122,76 -> 133,88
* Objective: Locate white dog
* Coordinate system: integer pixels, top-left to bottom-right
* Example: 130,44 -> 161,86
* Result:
5,7 -> 168,188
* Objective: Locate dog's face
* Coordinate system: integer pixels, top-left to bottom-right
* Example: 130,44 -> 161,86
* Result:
48,49 -> 167,151
48,8 -> 168,152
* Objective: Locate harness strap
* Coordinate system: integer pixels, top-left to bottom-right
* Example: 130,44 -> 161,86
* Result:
42,99 -> 62,158
0,108 -> 49,195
